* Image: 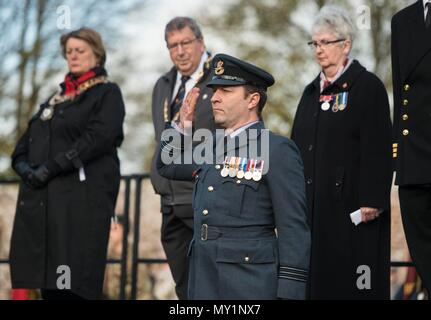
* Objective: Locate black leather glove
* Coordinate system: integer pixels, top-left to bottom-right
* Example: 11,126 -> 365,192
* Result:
13,162 -> 36,188
29,165 -> 51,188
30,159 -> 62,188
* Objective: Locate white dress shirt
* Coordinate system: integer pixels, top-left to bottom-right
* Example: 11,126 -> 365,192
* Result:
228,121 -> 260,138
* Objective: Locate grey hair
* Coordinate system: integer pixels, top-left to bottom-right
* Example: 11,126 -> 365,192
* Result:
164,16 -> 203,42
311,5 -> 355,44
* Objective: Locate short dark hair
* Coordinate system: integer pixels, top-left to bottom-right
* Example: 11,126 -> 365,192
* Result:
244,85 -> 267,116
60,27 -> 106,67
164,17 -> 203,42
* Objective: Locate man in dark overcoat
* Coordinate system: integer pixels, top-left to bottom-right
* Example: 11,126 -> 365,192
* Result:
150,16 -> 215,300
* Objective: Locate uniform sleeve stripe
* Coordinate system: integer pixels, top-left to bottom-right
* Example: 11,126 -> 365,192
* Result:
279,266 -> 308,275
279,272 -> 308,281
278,275 -> 307,283
279,271 -> 308,278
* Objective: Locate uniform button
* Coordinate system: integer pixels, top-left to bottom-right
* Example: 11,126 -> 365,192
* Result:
403,99 -> 409,106
403,129 -> 409,136
208,186 -> 214,192
19,201 -> 25,206
244,256 -> 250,262
202,209 -> 209,216
236,180 -> 241,184
335,182 -> 341,187
59,110 -> 64,114
40,202 -> 44,207
404,84 -> 410,91
402,114 -> 409,121
215,165 -> 221,170
308,145 -> 314,151
307,178 -> 313,185
313,112 -> 318,118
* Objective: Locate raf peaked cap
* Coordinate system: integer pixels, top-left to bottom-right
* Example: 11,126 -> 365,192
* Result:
207,53 -> 275,90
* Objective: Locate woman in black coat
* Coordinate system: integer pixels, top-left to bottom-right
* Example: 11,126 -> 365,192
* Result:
291,6 -> 392,299
9,28 -> 125,300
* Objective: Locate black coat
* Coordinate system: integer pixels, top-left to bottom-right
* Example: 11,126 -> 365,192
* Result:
150,55 -> 216,209
9,81 -> 125,299
392,0 -> 431,185
291,60 -> 392,299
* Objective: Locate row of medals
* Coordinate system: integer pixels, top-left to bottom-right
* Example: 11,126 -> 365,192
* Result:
220,156 -> 264,182
320,92 -> 348,112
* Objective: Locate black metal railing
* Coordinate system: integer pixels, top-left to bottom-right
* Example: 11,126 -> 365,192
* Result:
0,176 -> 415,300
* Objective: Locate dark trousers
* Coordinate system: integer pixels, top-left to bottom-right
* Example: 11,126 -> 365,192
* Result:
161,204 -> 193,300
399,185 -> 431,293
41,289 -> 85,300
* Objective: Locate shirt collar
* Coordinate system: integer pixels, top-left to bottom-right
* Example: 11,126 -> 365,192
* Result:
320,57 -> 353,92
228,120 -> 260,138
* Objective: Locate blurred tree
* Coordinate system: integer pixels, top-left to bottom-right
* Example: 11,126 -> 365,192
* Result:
0,0 -> 141,177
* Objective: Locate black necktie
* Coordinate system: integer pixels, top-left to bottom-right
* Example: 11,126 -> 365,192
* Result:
170,75 -> 190,120
426,2 -> 431,28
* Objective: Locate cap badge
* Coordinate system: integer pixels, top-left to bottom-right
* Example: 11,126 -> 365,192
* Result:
215,60 -> 225,75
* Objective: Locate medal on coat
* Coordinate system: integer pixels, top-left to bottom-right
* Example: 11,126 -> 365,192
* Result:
321,102 -> 330,111
319,95 -> 332,111
40,106 -> 54,121
332,94 -> 339,113
244,159 -> 254,180
236,158 -> 247,179
228,157 -> 237,178
338,92 -> 348,111
253,160 -> 264,182
220,156 -> 230,177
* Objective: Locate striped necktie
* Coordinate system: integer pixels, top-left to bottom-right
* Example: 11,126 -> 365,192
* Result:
170,75 -> 190,120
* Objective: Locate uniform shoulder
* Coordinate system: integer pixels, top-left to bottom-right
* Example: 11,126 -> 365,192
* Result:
269,131 -> 300,153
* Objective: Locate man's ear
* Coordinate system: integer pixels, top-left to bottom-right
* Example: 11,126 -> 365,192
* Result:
248,92 -> 260,111
343,40 -> 352,56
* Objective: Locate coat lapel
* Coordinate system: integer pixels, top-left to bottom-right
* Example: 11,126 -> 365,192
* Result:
161,68 -> 177,121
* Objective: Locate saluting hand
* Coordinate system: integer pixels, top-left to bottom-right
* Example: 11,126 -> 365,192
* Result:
179,87 -> 200,130
361,207 -> 381,223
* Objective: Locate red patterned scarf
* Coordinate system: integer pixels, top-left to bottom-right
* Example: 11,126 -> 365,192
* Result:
62,67 -> 106,96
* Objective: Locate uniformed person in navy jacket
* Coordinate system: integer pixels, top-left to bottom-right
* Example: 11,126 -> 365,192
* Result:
157,54 -> 311,300
392,0 -> 431,295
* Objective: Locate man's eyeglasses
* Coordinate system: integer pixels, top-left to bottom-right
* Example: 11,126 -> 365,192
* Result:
307,39 -> 346,50
167,38 -> 198,51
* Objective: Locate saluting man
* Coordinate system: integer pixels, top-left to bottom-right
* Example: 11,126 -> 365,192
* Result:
157,54 -> 311,300
392,0 -> 431,295
150,17 -> 215,300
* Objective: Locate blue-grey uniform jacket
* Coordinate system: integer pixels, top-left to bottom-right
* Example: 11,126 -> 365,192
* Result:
157,121 -> 311,299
